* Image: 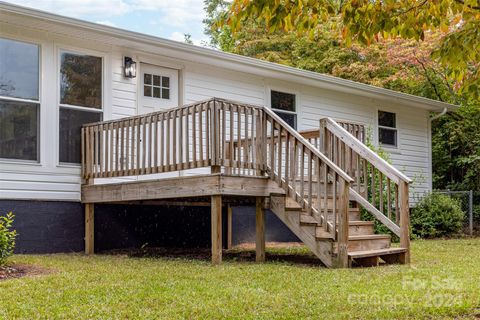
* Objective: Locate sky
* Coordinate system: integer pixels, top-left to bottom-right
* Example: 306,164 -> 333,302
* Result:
3,0 -> 209,45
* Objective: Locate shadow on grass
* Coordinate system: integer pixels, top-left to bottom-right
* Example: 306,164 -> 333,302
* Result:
100,245 -> 325,267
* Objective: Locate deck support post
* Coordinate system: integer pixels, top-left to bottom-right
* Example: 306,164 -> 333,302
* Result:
399,182 -> 411,264
335,179 -> 349,268
227,205 -> 233,250
211,195 -> 222,264
256,197 -> 266,262
85,203 -> 94,255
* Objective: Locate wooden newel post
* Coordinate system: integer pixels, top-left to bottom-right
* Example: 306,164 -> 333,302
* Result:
335,179 -> 350,268
399,181 -> 411,264
255,109 -> 266,176
255,197 -> 266,262
319,118 -> 327,155
211,195 -> 223,264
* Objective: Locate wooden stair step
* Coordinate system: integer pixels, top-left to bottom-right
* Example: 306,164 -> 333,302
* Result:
348,247 -> 408,259
313,221 -> 375,239
338,234 -> 391,252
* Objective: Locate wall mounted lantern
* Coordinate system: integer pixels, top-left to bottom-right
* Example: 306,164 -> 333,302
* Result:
124,56 -> 136,78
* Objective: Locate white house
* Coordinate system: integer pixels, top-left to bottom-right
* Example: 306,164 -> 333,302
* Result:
0,2 -> 456,257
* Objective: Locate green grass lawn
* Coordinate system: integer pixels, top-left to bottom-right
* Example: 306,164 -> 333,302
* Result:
1,239 -> 479,319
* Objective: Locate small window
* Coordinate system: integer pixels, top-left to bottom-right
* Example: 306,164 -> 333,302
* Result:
143,73 -> 170,100
271,90 -> 296,129
59,50 -> 103,164
0,38 -> 40,161
378,110 -> 397,147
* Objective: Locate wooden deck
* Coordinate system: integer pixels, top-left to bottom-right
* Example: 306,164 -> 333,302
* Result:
81,98 -> 412,268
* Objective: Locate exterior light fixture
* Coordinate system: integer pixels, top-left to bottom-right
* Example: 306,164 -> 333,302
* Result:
124,56 -> 136,78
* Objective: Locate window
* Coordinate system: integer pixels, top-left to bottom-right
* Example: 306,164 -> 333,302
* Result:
0,38 -> 40,161
378,110 -> 397,147
59,51 -> 103,164
271,90 -> 296,129
143,73 -> 170,99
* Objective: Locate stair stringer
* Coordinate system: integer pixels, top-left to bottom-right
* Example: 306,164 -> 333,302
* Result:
269,195 -> 334,268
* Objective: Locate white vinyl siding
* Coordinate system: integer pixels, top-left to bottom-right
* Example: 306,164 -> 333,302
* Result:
0,19 -> 432,204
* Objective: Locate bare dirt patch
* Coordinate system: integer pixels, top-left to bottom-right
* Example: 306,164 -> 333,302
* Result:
0,264 -> 51,281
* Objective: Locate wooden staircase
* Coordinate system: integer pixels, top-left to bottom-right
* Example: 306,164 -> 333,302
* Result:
269,194 -> 407,267
81,98 -> 412,268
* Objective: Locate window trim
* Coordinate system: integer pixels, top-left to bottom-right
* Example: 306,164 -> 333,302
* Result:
378,110 -> 398,148
56,46 -> 106,166
0,37 -> 41,163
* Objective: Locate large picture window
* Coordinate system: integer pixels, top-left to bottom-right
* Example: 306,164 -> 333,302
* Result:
378,110 -> 397,147
59,51 -> 102,164
271,90 -> 296,129
0,38 -> 40,161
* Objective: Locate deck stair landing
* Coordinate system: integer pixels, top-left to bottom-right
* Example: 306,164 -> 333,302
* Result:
81,98 -> 412,268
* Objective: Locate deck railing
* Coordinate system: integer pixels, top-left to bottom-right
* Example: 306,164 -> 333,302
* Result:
319,117 -> 412,262
81,98 -> 411,266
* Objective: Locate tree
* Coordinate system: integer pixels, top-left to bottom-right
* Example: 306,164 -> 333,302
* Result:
226,0 -> 480,100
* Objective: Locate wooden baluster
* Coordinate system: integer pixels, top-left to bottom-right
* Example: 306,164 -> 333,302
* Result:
153,114 -> 158,172
81,127 -> 86,179
291,139 -> 297,197
192,106 -> 197,167
222,104 -> 226,167
356,153 -> 361,193
166,111 -> 171,171
172,110 -> 177,170
399,181 -> 410,264
387,178 -> 392,220
114,122 -> 120,176
250,109 -> 256,174
289,136 -> 295,197
179,109 -> 184,169
362,159 -> 368,198
146,115 -> 152,173
299,144 -> 305,206
284,132 -> 290,189
229,105 -> 234,168
315,157 -> 321,220
307,150 -> 313,214
243,106 -> 248,173
332,171 -> 337,237
109,122 -> 114,177
84,127 -> 90,179
269,119 -> 274,179
142,116 -> 147,174
199,105 -> 204,166
379,172 -> 384,213
395,184 -> 399,224
336,177 -> 349,268
323,163 -> 329,232
159,113 -> 164,172
206,104 -> 210,165
276,125 -> 282,184
125,120 -> 130,175
371,167 -> 376,206
93,125 -> 98,178
186,108 -> 190,169
134,118 -> 140,175
119,120 -> 124,175
100,124 -> 104,177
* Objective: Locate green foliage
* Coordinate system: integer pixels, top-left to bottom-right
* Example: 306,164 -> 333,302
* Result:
432,103 -> 480,191
411,193 -> 464,238
225,0 -> 480,100
0,212 -> 17,266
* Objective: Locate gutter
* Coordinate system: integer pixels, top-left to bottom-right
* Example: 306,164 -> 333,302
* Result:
429,107 -> 448,122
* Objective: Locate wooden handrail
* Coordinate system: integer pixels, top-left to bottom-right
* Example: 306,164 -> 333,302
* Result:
322,118 -> 412,184
320,116 -> 411,263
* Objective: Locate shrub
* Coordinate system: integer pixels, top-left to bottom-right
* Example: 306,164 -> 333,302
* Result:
411,193 -> 464,238
0,212 -> 17,266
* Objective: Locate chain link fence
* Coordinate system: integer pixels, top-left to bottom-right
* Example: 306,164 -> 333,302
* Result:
434,190 -> 480,236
